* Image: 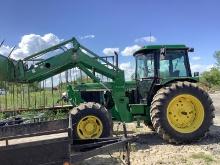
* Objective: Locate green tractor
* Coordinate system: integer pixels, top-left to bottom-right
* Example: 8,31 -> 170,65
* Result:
0,38 -> 215,143
69,44 -> 214,143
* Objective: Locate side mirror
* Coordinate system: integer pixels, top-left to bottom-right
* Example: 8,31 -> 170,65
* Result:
194,72 -> 199,77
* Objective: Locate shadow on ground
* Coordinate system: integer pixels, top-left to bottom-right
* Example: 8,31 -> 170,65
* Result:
113,130 -> 136,135
198,125 -> 220,144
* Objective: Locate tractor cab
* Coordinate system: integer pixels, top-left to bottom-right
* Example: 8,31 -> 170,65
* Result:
134,45 -> 193,104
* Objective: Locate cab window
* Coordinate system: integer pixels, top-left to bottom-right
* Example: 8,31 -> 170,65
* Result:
136,53 -> 155,79
160,50 -> 188,78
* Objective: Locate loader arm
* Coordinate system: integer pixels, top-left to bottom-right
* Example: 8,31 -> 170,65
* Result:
22,38 -> 119,84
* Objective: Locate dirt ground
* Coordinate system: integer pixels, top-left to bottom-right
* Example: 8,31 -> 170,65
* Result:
81,92 -> 220,165
1,92 -> 220,165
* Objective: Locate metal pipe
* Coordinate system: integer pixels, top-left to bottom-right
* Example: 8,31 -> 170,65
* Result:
114,51 -> 119,68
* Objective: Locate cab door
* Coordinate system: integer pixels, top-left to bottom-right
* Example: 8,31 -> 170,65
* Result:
135,51 -> 158,104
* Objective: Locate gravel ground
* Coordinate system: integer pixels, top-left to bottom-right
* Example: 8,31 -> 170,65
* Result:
1,92 -> 220,165
80,92 -> 220,165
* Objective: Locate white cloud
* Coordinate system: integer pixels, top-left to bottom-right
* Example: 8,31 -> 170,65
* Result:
191,56 -> 201,60
121,45 -> 141,56
119,62 -> 135,80
135,36 -> 157,43
103,48 -> 119,56
0,45 -> 12,56
190,63 -> 214,73
0,33 -> 63,60
79,34 -> 95,40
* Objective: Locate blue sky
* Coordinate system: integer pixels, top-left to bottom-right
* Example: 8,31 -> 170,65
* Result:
0,0 -> 220,75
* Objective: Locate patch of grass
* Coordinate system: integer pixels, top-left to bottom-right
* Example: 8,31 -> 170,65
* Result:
0,86 -> 69,120
0,89 -> 66,110
191,152 -> 215,164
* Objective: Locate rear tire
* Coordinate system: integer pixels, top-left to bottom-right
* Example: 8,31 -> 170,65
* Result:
70,102 -> 112,139
150,81 -> 215,143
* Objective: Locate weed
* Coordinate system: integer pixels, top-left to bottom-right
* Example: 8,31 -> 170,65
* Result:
191,152 -> 215,164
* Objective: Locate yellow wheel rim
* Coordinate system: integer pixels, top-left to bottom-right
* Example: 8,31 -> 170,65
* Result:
167,94 -> 204,133
77,115 -> 103,139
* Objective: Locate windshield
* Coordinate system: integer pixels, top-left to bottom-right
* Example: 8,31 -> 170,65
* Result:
136,53 -> 155,79
160,49 -> 188,78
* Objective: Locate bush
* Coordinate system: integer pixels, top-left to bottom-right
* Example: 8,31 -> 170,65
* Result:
200,67 -> 220,90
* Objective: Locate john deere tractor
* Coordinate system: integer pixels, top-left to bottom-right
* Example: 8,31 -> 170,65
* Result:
0,38 -> 215,143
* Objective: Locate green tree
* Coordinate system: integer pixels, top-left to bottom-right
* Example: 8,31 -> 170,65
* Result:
200,67 -> 220,88
214,51 -> 220,67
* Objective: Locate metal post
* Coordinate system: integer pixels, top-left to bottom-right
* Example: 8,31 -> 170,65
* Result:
4,81 -> 7,111
39,82 -> 42,107
80,70 -> 83,82
16,83 -> 18,110
51,77 -> 54,107
43,80 -> 46,108
6,139 -> 8,146
28,84 -> 30,109
20,85 -> 22,109
123,122 -> 131,165
115,52 -> 119,68
22,84 -> 25,109
12,83 -> 15,111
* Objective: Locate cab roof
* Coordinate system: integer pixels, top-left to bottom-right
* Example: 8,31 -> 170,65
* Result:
133,45 -> 187,55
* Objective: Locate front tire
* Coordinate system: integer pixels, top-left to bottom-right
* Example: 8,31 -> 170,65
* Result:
70,102 -> 112,139
150,81 -> 215,143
